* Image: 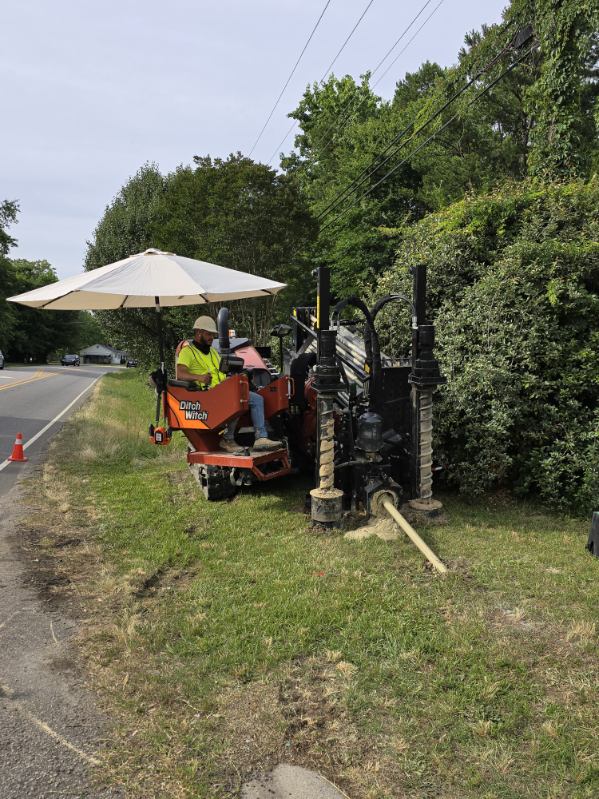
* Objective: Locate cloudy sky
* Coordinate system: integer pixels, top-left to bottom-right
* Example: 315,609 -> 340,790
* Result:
2,0 -> 506,278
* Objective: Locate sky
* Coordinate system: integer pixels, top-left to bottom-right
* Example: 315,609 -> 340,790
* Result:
2,0 -> 507,279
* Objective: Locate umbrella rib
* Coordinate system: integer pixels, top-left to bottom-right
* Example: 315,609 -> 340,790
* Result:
118,296 -> 128,309
39,290 -> 74,309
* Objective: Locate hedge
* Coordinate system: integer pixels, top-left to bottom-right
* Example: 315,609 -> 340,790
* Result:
374,179 -> 599,512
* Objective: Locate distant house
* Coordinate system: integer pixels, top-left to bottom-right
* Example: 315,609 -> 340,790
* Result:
80,344 -> 127,365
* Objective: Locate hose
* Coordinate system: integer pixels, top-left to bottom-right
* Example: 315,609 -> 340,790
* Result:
217,307 -> 230,353
332,297 -> 380,409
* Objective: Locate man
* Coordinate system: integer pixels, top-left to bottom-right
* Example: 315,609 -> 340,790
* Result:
176,316 -> 282,453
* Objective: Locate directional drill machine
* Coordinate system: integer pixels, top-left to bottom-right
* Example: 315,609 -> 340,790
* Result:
159,265 -> 444,521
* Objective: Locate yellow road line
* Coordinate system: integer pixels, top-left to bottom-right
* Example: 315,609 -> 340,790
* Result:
0,370 -> 59,393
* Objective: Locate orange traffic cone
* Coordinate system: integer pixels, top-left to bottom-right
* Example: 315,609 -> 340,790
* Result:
8,432 -> 28,462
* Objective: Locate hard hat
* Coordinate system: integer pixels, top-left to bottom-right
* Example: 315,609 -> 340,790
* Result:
193,315 -> 218,333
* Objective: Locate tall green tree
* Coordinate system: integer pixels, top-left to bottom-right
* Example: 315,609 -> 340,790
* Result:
1,204 -> 88,361
0,200 -> 19,352
7,259 -> 80,362
282,74 -> 426,296
85,155 -> 315,362
0,200 -> 18,257
86,163 -> 165,267
280,0 -> 598,298
282,15 -> 543,298
85,163 -> 167,364
522,0 -> 599,178
154,153 -> 315,341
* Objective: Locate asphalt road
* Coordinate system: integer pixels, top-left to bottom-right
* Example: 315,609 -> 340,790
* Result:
0,365 -> 111,496
0,364 -> 123,798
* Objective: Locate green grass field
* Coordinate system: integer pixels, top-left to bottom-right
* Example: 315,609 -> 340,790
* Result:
31,372 -> 598,798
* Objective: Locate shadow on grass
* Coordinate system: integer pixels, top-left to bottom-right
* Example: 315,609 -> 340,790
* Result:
239,472 -> 312,513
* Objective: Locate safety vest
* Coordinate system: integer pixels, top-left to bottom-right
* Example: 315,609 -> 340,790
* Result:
178,341 -> 226,389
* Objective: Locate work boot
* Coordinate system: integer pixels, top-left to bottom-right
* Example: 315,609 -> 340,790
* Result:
253,437 -> 283,451
220,439 -> 241,454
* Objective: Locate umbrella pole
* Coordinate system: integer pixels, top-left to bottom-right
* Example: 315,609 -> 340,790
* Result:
155,297 -> 167,422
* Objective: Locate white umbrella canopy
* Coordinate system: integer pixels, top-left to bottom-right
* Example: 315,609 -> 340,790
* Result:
7,249 -> 287,310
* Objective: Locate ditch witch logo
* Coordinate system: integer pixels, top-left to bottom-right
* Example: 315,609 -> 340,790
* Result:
179,399 -> 209,422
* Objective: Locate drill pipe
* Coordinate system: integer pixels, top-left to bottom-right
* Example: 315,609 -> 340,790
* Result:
318,398 -> 335,490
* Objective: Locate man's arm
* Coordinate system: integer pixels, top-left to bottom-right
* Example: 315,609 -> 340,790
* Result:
176,363 -> 211,384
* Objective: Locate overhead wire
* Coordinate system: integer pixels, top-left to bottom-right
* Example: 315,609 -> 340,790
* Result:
267,119 -> 298,167
319,0 -> 377,79
267,0 -> 378,165
248,0 -> 334,157
372,0 -> 445,89
319,40 -> 539,233
315,0 -> 443,158
316,22 -> 518,222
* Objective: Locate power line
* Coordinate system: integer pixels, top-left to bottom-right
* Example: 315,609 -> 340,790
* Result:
267,119 -> 297,167
315,0 -> 444,159
248,0 -> 334,157
320,41 -> 538,233
320,0 -> 377,79
316,24 -> 517,222
321,43 -> 537,231
267,0 -> 378,165
372,0 -> 444,89
372,0 -> 437,79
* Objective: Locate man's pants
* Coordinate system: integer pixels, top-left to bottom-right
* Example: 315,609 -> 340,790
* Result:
224,391 -> 268,441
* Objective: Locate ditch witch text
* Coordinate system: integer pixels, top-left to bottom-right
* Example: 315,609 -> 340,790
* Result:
179,399 -> 209,422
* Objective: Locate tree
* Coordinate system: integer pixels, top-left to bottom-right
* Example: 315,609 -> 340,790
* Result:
281,17 -> 543,299
0,200 -> 19,352
154,153 -> 315,341
0,200 -> 18,257
7,259 -> 80,362
86,163 -> 165,268
282,74 -> 426,297
72,312 -> 103,350
84,155 -> 315,363
522,0 -> 599,178
1,205 -> 87,361
84,163 -> 167,365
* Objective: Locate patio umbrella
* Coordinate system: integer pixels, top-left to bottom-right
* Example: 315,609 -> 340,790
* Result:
7,248 -> 286,310
8,248 -> 287,419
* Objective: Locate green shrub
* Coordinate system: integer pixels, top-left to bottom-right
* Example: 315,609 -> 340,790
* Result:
375,179 -> 599,512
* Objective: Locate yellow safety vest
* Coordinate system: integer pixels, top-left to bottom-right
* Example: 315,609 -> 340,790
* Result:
177,342 -> 226,389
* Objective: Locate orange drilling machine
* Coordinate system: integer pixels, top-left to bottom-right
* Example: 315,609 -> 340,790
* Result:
151,265 -> 444,523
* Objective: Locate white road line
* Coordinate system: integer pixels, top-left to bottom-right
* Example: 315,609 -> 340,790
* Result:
0,611 -> 21,631
0,682 -> 101,766
50,620 -> 59,645
0,377 -> 101,473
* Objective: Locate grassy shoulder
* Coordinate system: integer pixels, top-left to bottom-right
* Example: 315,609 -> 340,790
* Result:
30,371 -> 598,798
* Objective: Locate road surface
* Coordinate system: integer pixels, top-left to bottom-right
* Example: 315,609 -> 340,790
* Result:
0,364 -> 123,798
0,365 -> 110,496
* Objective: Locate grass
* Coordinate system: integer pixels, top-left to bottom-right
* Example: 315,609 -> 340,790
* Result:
25,371 -> 599,798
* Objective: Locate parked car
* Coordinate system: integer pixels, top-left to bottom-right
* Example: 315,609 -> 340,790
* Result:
126,359 -> 138,368
0,350 -> 4,369
61,354 -> 80,366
